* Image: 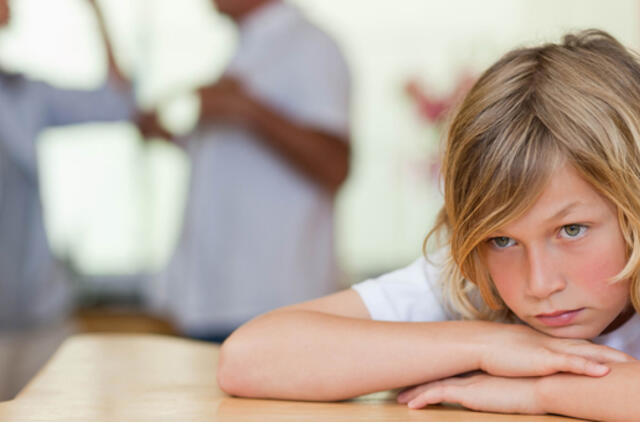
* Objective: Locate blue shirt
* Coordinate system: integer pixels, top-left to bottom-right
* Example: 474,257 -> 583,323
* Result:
0,72 -> 135,328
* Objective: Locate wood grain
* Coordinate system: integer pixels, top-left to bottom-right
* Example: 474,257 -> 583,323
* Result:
0,334 -> 584,421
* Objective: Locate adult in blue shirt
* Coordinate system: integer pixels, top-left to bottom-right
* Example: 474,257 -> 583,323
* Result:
0,0 -> 136,399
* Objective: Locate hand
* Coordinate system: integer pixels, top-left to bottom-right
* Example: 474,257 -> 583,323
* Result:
198,77 -> 256,124
136,111 -> 173,141
397,373 -> 544,414
478,323 -> 635,378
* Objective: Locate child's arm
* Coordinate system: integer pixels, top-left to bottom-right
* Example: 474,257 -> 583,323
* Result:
217,289 -> 632,401
219,289 -> 483,400
398,361 -> 640,421
537,361 -> 640,422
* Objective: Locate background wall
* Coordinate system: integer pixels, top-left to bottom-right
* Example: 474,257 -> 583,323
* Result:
1,0 -> 638,286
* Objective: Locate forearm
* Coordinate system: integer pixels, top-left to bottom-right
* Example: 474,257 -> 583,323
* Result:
246,100 -> 349,193
90,0 -> 128,85
46,79 -> 135,126
218,311 -> 490,401
537,362 -> 640,421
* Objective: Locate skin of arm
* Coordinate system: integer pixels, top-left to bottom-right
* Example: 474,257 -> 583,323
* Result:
217,289 -> 631,402
36,1 -> 136,127
537,361 -> 640,422
198,77 -> 350,193
87,0 -> 130,86
396,363 -> 640,418
88,1 -> 172,142
217,290 -> 486,401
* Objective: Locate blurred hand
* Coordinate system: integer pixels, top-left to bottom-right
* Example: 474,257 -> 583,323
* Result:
136,111 -> 173,141
478,323 -> 635,378
397,373 -> 543,414
198,77 -> 256,124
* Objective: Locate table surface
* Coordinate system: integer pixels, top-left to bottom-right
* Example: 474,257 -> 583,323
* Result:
0,334 -> 584,421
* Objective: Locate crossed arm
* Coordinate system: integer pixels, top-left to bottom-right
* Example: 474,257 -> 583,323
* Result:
197,77 -> 349,193
139,77 -> 350,192
218,289 -> 639,421
398,360 -> 640,421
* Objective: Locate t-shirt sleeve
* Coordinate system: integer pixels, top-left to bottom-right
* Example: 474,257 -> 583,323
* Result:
351,256 -> 452,322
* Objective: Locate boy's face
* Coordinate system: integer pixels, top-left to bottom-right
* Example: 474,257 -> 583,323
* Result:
481,163 -> 631,339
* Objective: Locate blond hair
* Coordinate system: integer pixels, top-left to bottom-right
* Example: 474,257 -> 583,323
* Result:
426,29 -> 640,321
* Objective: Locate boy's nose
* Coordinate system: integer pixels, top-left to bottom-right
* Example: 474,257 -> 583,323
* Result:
525,246 -> 566,299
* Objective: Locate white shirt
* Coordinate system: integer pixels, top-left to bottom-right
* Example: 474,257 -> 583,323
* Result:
353,257 -> 640,359
151,1 -> 350,333
0,72 -> 135,328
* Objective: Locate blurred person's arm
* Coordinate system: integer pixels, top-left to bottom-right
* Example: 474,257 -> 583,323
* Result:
38,79 -> 135,126
86,0 -> 129,87
198,77 -> 349,193
35,0 -> 136,126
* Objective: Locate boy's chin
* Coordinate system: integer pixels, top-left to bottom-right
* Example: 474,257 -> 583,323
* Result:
533,323 -> 602,339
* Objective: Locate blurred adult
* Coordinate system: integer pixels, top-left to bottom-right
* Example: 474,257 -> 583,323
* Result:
0,0 -> 136,399
146,0 -> 351,342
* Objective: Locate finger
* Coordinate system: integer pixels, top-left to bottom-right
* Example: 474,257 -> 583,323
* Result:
567,344 -> 636,364
397,383 -> 432,404
407,385 -> 455,409
398,376 -> 477,404
554,354 -> 610,377
548,338 -> 636,363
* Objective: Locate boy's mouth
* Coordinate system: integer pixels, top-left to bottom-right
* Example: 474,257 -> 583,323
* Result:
535,308 -> 585,327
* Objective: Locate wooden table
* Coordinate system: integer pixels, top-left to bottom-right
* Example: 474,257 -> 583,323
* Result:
0,334 -> 582,421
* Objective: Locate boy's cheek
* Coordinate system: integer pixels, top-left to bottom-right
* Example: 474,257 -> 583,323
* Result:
487,263 -> 522,307
567,246 -> 626,298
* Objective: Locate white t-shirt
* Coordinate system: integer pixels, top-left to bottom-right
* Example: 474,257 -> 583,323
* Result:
150,1 -> 350,333
353,257 -> 640,359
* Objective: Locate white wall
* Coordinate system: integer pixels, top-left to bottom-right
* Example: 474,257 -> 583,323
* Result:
1,0 -> 638,281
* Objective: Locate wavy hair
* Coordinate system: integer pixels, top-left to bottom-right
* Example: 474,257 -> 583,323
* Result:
426,29 -> 640,321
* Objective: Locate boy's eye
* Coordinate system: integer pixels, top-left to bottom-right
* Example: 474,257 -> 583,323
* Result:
490,236 -> 515,249
561,224 -> 587,238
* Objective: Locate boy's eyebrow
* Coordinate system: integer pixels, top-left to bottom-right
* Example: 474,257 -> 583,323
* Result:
545,201 -> 583,222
